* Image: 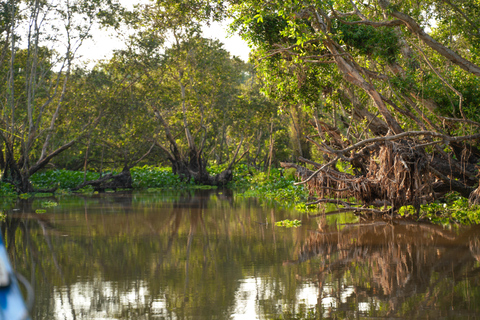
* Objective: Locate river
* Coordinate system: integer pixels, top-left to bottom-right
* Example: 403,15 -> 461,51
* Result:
2,189 -> 480,319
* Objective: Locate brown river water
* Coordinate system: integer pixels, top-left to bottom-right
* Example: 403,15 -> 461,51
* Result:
2,189 -> 480,319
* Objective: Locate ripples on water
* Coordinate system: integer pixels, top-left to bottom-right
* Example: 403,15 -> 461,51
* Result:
2,189 -> 480,319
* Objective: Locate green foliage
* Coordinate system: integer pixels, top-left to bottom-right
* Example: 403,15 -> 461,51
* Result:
334,22 -> 400,63
432,0 -> 480,57
336,160 -> 354,175
34,193 -> 54,198
399,192 -> 480,225
30,170 -> 101,190
283,168 -> 296,180
131,166 -> 191,189
207,163 -> 230,175
399,205 -> 416,216
233,165 -> 311,210
226,163 -> 253,189
233,12 -> 290,50
0,182 -> 16,197
275,219 -> 301,228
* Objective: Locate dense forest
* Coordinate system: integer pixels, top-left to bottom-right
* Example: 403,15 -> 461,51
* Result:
2,0 -> 480,217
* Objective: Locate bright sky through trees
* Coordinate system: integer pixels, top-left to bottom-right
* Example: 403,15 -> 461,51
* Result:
76,0 -> 251,67
79,21 -> 250,64
202,20 -> 251,61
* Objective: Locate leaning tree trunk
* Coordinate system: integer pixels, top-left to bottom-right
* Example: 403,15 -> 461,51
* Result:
72,167 -> 133,192
72,142 -> 156,192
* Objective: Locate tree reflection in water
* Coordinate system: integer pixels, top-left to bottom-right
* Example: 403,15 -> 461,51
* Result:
285,219 -> 480,319
1,191 -> 480,319
1,190 -> 295,319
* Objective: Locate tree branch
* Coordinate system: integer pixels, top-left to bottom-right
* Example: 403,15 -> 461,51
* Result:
379,0 -> 480,77
28,140 -> 76,177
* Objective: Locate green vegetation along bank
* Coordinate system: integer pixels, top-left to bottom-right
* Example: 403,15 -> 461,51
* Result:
2,164 -> 480,225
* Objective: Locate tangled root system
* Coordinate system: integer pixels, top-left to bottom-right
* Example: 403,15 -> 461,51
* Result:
282,140 -> 436,211
469,187 -> 480,205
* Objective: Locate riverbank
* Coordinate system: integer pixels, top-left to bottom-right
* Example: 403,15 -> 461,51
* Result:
2,164 -> 480,224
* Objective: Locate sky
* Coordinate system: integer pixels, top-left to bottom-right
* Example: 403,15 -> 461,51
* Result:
202,20 -> 251,62
76,1 -> 251,67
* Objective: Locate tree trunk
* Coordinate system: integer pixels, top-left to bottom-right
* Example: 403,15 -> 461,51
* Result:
169,150 -> 233,186
72,167 -> 133,192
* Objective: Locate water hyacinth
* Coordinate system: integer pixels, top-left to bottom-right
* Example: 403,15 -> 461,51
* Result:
131,166 -> 192,189
232,166 -> 313,211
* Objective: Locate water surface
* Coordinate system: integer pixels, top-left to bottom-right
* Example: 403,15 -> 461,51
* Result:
2,190 -> 480,319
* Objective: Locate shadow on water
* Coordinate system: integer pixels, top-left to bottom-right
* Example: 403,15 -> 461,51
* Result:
1,190 -> 480,319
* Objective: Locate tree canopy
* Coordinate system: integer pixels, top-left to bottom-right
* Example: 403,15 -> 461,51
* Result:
0,0 -> 287,191
0,0 -> 122,192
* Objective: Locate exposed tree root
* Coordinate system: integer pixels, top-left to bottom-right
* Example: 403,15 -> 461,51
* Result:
282,137 -> 478,215
72,169 -> 132,192
469,186 -> 480,206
